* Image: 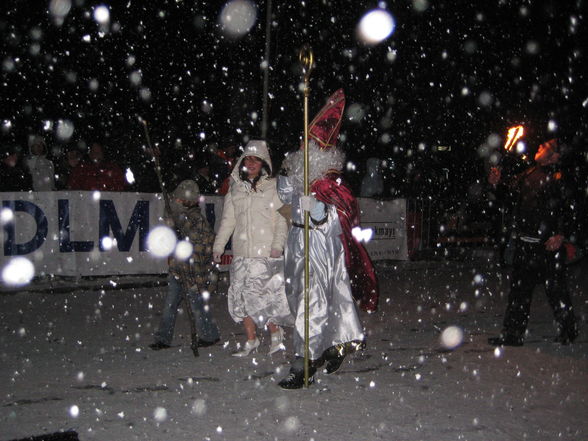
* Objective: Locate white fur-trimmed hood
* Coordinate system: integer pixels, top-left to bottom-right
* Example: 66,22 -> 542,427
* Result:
230,139 -> 273,182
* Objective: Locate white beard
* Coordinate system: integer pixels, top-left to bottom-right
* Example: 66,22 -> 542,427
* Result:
282,140 -> 345,192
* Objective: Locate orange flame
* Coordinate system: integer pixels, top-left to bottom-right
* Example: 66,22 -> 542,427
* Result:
504,125 -> 524,152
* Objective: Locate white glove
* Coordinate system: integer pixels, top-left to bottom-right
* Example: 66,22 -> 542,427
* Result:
299,195 -> 317,212
310,201 -> 326,222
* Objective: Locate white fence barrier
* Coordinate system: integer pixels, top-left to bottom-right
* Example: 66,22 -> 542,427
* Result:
0,192 -> 408,279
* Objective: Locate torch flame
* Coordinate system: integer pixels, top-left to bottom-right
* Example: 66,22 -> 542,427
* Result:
504,125 -> 524,152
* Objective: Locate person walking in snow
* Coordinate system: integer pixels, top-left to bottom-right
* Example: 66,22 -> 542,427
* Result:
487,137 -> 579,346
150,180 -> 220,355
276,89 -> 379,389
212,140 -> 293,357
25,135 -> 55,191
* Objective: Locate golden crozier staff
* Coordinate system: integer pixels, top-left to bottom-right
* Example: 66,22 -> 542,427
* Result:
298,46 -> 314,388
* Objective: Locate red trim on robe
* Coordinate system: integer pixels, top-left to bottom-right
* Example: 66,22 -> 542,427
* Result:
311,173 -> 379,312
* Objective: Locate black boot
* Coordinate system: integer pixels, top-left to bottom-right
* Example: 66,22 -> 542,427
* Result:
198,338 -> 220,347
278,370 -> 314,389
488,334 -> 524,347
191,340 -> 199,357
149,341 -> 171,350
323,345 -> 346,374
554,311 -> 579,345
278,358 -> 318,389
554,326 -> 579,345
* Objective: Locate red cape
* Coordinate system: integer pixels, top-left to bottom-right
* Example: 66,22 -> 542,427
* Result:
312,173 -> 379,312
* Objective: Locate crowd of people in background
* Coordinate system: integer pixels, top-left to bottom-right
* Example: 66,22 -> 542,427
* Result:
0,132 -> 452,201
1,135 -> 128,192
0,131 -> 458,200
0,134 -> 240,195
2,130 -> 585,265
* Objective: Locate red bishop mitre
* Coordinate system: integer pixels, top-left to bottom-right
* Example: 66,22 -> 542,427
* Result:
308,88 -> 345,150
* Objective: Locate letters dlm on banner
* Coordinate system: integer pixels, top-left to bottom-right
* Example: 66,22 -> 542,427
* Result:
1,192 -> 408,278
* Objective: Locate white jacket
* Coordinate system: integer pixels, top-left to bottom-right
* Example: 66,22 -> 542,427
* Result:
213,140 -> 287,258
25,155 -> 55,191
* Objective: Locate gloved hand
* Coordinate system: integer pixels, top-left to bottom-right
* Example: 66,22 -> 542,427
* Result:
213,252 -> 222,263
300,195 -> 326,222
310,201 -> 326,222
299,195 -> 317,212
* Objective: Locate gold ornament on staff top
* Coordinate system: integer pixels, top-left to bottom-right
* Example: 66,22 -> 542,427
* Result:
298,45 -> 313,388
299,46 -> 314,81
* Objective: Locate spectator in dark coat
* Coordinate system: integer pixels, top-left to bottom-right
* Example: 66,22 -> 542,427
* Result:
0,144 -> 33,192
193,154 -> 217,194
67,142 -> 127,191
211,144 -> 238,196
55,147 -> 82,190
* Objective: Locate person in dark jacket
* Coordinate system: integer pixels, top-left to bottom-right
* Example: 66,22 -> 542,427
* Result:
488,138 -> 579,346
0,144 -> 33,192
193,155 -> 217,195
55,147 -> 82,190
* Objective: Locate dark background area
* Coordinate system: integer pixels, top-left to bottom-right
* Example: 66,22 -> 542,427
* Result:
1,0 -> 586,199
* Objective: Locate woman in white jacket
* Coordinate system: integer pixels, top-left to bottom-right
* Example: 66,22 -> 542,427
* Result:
213,140 -> 293,357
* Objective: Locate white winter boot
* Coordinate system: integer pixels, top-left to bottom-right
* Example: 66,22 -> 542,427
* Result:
232,338 -> 260,357
268,327 -> 285,355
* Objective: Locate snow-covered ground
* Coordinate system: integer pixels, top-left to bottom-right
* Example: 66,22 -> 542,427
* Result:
1,257 -> 587,441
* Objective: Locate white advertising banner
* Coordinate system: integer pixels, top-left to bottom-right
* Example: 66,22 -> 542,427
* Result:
358,198 -> 408,261
0,191 -> 169,277
0,192 -> 408,279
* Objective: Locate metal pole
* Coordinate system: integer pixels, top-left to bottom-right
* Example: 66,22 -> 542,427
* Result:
261,0 -> 272,139
298,46 -> 313,388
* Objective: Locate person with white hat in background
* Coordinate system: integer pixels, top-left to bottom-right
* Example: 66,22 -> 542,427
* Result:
25,134 -> 55,191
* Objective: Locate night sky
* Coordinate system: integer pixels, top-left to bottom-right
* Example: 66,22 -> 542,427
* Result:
1,0 -> 586,197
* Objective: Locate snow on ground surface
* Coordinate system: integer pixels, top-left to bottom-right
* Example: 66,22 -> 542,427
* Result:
1,257 -> 587,441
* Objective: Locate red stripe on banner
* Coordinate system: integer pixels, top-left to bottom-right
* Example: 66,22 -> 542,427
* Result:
220,255 -> 233,265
